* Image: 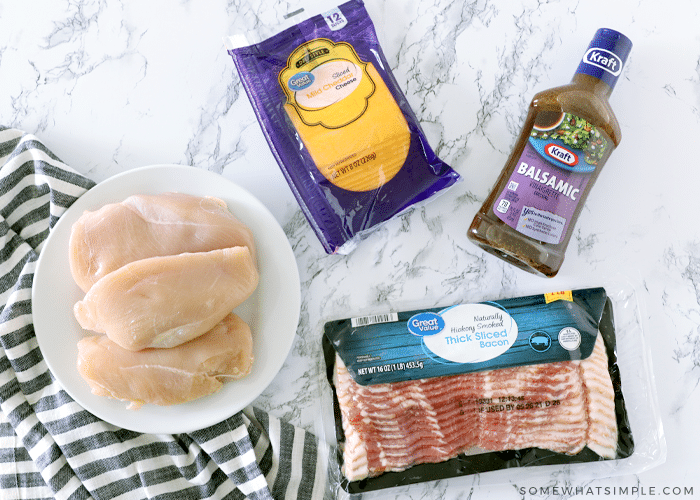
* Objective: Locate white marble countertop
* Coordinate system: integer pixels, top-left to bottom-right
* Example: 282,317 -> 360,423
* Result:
2,0 -> 698,498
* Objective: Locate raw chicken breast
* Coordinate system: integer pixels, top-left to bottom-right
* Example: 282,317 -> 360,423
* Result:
74,246 -> 259,350
77,313 -> 254,410
69,192 -> 256,292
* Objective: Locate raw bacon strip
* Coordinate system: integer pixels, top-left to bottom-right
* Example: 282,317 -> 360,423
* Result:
580,336 -> 618,458
335,335 -> 617,481
476,363 -> 588,455
335,368 -> 484,477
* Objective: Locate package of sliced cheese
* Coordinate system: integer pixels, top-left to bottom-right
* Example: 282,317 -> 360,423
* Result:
320,283 -> 665,498
225,0 -> 460,254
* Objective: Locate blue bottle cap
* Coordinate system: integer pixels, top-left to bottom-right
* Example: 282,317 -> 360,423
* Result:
575,28 -> 633,90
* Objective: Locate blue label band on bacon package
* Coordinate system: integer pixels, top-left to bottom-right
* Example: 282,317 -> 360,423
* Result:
226,0 -> 460,254
327,288 -> 607,384
322,288 -> 634,493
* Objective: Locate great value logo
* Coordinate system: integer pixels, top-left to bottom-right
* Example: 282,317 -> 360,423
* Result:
287,72 -> 315,91
407,312 -> 445,336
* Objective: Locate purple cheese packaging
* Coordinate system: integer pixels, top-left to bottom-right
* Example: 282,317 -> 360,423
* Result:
225,0 -> 461,254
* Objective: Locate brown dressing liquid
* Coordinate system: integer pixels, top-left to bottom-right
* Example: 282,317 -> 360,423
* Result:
468,73 -> 621,277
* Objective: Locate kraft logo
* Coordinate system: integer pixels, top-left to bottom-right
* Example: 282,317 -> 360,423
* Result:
583,48 -> 623,76
545,144 -> 578,166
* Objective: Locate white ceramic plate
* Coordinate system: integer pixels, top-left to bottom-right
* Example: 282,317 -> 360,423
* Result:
32,165 -> 300,434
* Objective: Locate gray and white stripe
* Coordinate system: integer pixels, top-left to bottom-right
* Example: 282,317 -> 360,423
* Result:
0,127 -> 330,500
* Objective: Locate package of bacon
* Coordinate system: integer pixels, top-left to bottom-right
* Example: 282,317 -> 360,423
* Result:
321,286 -> 665,496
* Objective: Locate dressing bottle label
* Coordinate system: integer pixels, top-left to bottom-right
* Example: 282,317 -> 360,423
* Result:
493,112 -> 611,244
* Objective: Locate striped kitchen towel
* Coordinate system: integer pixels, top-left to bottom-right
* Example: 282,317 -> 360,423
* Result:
0,127 -> 332,500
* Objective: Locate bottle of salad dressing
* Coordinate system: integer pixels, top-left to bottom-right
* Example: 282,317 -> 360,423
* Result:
468,28 -> 632,277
